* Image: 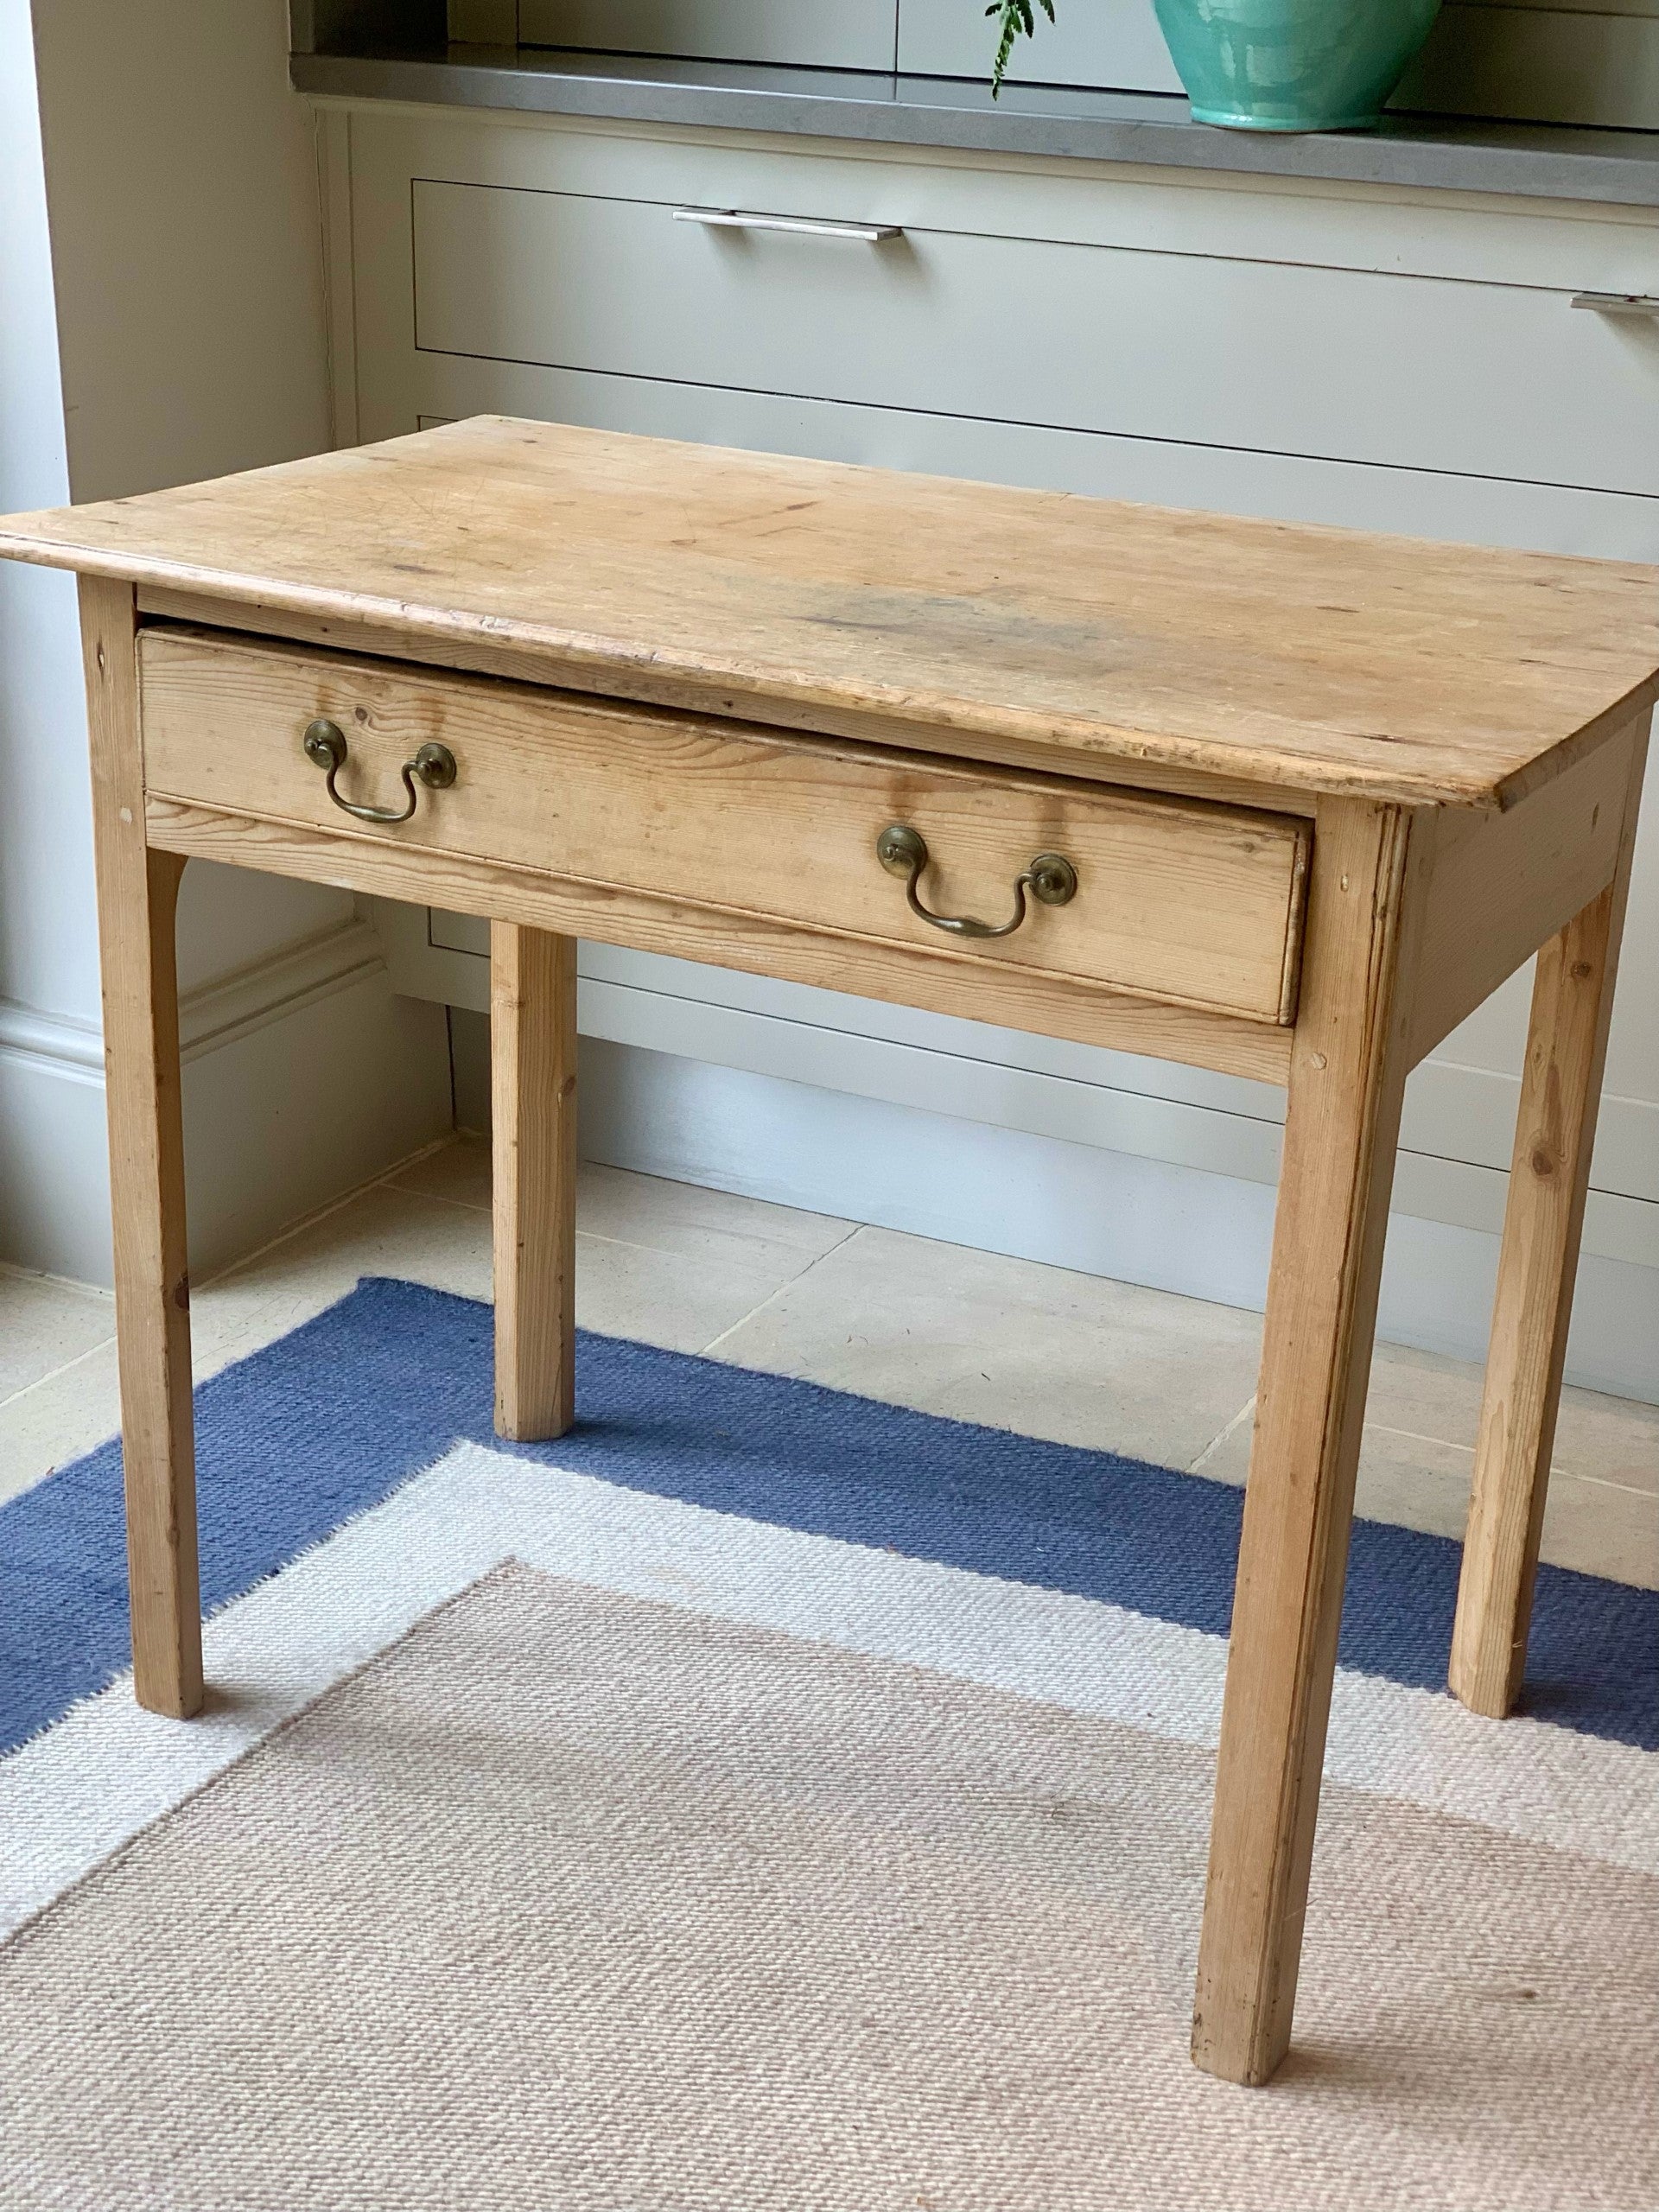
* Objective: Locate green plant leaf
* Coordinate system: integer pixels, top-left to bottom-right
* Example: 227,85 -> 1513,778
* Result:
986,0 -> 1056,98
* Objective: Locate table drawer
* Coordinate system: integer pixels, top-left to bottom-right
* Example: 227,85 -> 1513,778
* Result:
138,629 -> 1311,1026
410,176 -> 1659,499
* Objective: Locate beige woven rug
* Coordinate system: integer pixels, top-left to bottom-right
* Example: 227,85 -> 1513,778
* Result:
2,1560 -> 1654,2209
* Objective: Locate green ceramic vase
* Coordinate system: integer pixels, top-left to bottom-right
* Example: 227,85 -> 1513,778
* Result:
1151,0 -> 1443,131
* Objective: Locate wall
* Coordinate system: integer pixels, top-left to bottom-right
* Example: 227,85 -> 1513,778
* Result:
442,0 -> 1659,129
0,0 -> 103,1273
906,0 -> 1659,128
0,0 -> 450,1286
295,1 -> 446,48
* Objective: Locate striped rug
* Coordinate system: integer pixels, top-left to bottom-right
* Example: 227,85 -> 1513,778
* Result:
1,1277 -> 1654,2208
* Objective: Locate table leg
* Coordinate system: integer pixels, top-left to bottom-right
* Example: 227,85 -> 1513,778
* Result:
1449,731 -> 1647,1719
1192,799 -> 1427,2086
80,576 -> 203,1719
491,920 -> 577,1440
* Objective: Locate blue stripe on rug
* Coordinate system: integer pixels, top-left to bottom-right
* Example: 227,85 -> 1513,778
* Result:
2,1275 -> 1653,1759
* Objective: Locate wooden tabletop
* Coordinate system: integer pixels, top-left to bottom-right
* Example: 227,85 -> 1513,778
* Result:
3,416 -> 1655,809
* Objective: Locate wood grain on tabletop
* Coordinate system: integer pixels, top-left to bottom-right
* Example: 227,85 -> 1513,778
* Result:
3,417 -> 1656,809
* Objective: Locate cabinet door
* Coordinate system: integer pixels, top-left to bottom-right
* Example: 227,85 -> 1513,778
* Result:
518,1 -> 898,69
897,0 -> 1179,92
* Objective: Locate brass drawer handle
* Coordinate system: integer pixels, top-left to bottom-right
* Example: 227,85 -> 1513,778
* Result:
876,823 -> 1077,941
302,717 -> 457,824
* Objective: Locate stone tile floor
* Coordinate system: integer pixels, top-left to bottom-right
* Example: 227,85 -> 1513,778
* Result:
2,1135 -> 1653,1585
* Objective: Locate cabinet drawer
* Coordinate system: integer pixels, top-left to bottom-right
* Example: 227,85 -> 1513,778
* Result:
138,629 -> 1311,1026
518,1 -> 898,67
410,175 -> 1659,499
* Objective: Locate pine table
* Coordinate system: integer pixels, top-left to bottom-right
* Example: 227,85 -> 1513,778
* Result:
3,418 -> 1653,2085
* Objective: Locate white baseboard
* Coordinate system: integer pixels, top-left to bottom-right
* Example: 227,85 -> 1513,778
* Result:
410,898 -> 1659,1402
398,903 -> 1658,1272
570,1037 -> 1659,1407
0,1045 -> 112,1290
0,919 -> 452,1284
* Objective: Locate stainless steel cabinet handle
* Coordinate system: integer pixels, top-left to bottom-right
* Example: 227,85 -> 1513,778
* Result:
1570,292 -> 1659,318
674,207 -> 902,245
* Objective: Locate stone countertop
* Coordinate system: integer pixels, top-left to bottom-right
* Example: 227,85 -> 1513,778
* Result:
290,41 -> 1659,209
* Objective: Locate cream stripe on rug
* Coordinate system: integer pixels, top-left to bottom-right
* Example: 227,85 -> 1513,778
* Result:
6,1441 -> 1654,1946
1,1560 -> 1654,2211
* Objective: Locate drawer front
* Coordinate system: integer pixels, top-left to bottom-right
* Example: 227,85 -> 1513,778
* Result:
138,630 -> 1310,1026
518,1 -> 898,67
410,176 -> 1659,499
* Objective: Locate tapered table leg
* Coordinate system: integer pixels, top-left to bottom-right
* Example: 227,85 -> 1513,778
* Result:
491,920 -> 577,1441
1192,798 -> 1428,2086
81,576 -> 202,1719
1449,731 -> 1648,1719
